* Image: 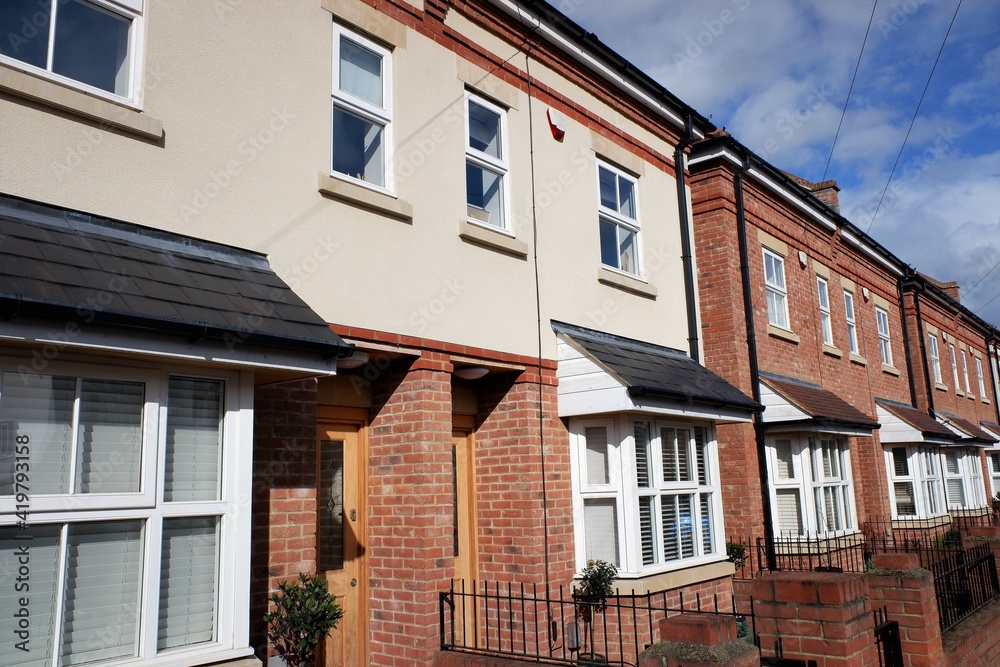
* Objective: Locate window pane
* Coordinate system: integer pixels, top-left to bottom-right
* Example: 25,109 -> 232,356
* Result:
61,520 -> 143,666
318,440 -> 345,572
0,373 -> 75,495
75,378 -> 143,494
924,480 -> 941,514
945,452 -> 960,475
633,422 -> 650,488
991,452 -> 1000,474
895,482 -> 916,516
821,312 -> 832,345
678,495 -> 694,558
599,217 -> 619,269
598,167 -> 617,210
766,290 -> 787,328
165,378 -> 223,502
817,279 -> 829,309
676,429 -> 691,481
332,106 -> 385,186
468,101 -> 501,159
773,439 -> 794,479
638,496 -> 655,566
0,525 -> 60,666
618,177 -> 635,219
947,478 -> 965,506
700,493 -> 714,555
892,448 -> 909,476
339,36 -> 382,106
662,495 -> 678,561
775,489 -> 802,536
584,427 -> 610,486
618,226 -> 637,275
583,499 -> 618,566
159,517 -> 219,650
695,427 -> 708,486
0,0 -> 50,68
52,0 -> 131,96
465,162 -> 504,228
844,292 -> 854,319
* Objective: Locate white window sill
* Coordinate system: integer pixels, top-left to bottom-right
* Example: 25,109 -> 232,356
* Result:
966,392 -> 976,400
597,266 -> 658,299
458,219 -> 528,258
935,382 -> 949,392
882,364 -> 900,377
767,324 -> 800,344
602,558 -> 732,595
823,344 -> 843,358
956,389 -> 965,398
317,172 -> 413,221
849,353 -> 867,366
982,397 -> 991,405
0,62 -> 162,140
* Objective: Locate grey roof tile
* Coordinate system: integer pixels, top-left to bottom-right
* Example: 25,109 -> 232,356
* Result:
760,372 -> 880,430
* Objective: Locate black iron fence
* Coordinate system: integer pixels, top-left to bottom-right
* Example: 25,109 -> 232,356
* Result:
439,580 -> 756,666
929,543 -> 1000,632
873,606 -> 903,667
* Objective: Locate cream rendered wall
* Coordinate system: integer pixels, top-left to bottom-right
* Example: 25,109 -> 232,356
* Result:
0,0 -> 693,359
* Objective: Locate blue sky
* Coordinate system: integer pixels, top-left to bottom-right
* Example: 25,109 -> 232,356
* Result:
567,0 -> 1000,324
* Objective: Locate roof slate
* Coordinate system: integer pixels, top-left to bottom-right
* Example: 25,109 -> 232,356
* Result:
551,321 -> 759,412
0,196 -> 350,356
760,372 -> 880,430
875,398 -> 959,440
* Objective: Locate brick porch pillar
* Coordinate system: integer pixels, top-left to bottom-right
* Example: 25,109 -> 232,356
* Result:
867,552 -> 944,667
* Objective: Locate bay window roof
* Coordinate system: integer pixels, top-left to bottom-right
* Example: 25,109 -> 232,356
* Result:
0,195 -> 352,363
936,411 -> 998,447
875,398 -> 959,444
759,371 -> 880,433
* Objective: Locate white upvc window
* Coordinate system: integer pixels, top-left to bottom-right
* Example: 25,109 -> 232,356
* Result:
817,277 -> 833,346
0,0 -> 145,104
597,162 -> 641,277
961,349 -> 972,395
767,435 -> 856,538
331,23 -> 392,190
0,358 -> 250,666
988,450 -> 1000,498
465,93 -> 510,232
929,334 -> 943,383
941,448 -> 986,510
571,417 -> 723,576
886,445 -> 945,518
876,307 -> 892,366
763,249 -> 789,330
844,291 -> 859,354
976,355 -> 988,399
949,343 -> 961,393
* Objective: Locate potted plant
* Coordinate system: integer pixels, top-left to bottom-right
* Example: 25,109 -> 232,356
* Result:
264,572 -> 343,667
573,559 -> 617,665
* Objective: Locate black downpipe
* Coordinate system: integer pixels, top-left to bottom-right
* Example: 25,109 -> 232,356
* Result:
907,276 -> 935,414
675,115 -> 700,362
897,275 -> 919,407
734,162 -> 777,570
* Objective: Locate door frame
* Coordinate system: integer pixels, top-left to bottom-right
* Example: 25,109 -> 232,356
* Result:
316,405 -> 369,667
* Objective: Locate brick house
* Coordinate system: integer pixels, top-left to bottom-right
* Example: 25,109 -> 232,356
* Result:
0,1 -> 759,666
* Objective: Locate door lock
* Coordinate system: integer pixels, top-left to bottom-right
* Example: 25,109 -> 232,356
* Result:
350,578 -> 358,587
349,508 -> 357,521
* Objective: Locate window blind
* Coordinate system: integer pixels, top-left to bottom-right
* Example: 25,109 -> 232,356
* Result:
75,379 -> 143,494
775,489 -> 802,536
60,520 -> 143,666
773,440 -> 794,480
700,493 -> 714,555
946,479 -> 965,506
0,525 -> 61,667
158,517 -> 219,651
585,427 -> 609,485
894,482 -> 916,515
583,498 -> 618,565
164,378 -> 222,502
695,427 -> 708,485
633,423 -> 650,488
0,373 -> 75,495
892,448 -> 909,476
638,496 -> 655,565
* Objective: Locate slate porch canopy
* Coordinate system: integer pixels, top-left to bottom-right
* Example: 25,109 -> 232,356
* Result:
759,371 -> 880,435
875,398 -> 960,445
935,411 -> 998,447
552,320 -> 759,423
0,195 -> 352,377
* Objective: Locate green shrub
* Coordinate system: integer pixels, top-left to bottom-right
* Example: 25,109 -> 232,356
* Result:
264,572 -> 343,667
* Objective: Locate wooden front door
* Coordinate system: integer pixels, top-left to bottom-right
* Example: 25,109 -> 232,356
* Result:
317,421 -> 367,667
452,416 -> 479,645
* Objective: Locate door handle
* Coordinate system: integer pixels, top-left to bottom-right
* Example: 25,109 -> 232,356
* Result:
349,508 -> 357,521
350,578 -> 358,587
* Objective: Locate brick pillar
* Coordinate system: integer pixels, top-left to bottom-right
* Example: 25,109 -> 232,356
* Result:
750,571 -> 877,666
367,354 -> 453,667
965,525 -> 1000,575
638,614 -> 759,667
867,552 -> 944,667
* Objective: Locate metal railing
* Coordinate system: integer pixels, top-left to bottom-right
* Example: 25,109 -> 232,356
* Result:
439,580 -> 756,666
929,543 -> 1000,632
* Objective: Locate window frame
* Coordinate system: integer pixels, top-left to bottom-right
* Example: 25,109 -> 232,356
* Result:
885,445 -> 946,519
596,161 -> 643,278
817,276 -> 833,346
766,434 -> 857,538
875,306 -> 892,366
988,449 -> 1000,498
464,91 -> 512,234
960,349 -> 972,395
569,416 -> 724,578
929,334 -> 943,384
949,343 -> 961,394
844,291 -> 859,354
762,248 -> 790,330
331,22 -> 393,192
0,355 -> 249,665
976,355 -> 988,399
0,0 -> 145,106
941,448 -> 986,510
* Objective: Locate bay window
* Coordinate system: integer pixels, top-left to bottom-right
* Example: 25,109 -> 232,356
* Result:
571,417 -> 722,576
0,359 -> 246,666
941,448 -> 986,510
885,445 -> 945,518
767,435 -> 856,537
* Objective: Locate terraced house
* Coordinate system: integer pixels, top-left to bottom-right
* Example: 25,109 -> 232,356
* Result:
0,1 -> 762,666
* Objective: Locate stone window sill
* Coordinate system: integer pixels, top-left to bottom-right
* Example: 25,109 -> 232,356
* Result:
0,62 -> 163,140
597,267 -> 658,299
767,325 -> 800,344
823,345 -> 843,358
317,172 -> 413,221
882,364 -> 901,377
935,382 -> 949,392
458,219 -> 528,258
849,353 -> 867,366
